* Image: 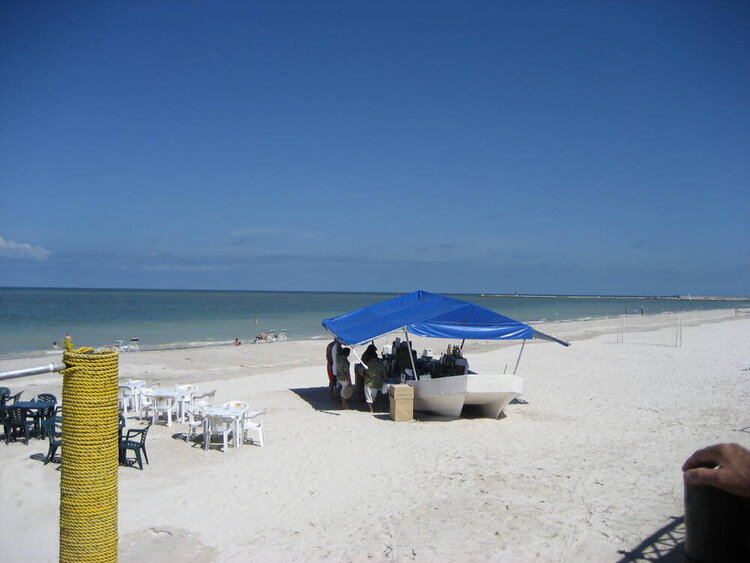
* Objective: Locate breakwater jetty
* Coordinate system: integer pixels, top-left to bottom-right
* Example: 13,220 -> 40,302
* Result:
479,294 -> 750,302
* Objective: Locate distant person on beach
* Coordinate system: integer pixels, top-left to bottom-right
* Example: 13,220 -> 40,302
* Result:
362,344 -> 385,413
52,341 -> 59,350
326,339 -> 338,399
64,333 -> 73,351
640,306 -> 645,316
253,317 -> 260,325
234,338 -> 242,346
683,443 -> 750,498
336,347 -> 352,410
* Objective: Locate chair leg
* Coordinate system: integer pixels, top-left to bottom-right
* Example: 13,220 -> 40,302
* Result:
45,443 -> 58,464
134,448 -> 143,470
142,445 -> 149,465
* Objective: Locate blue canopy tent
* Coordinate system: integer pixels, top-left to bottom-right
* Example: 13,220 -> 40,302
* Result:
322,290 -> 569,375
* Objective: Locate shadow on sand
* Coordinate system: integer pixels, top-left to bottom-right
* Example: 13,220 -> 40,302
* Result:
289,385 -> 511,422
616,516 -> 684,562
30,452 -> 62,469
290,386 -> 393,416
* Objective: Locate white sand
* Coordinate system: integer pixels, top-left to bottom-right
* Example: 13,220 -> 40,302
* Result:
1,310 -> 749,562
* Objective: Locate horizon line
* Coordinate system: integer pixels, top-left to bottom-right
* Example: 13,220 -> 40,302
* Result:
1,285 -> 749,301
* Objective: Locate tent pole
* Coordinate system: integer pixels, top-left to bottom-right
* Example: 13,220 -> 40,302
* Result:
350,346 -> 367,368
403,328 -> 418,381
460,339 -> 465,350
512,339 -> 526,375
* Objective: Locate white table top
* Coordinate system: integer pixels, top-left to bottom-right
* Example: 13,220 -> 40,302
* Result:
201,406 -> 247,418
148,389 -> 193,399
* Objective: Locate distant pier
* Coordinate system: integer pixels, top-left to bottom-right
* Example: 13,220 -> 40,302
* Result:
479,294 -> 750,302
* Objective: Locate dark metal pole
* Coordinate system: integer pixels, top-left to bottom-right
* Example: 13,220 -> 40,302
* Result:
403,328 -> 419,380
512,340 -> 526,375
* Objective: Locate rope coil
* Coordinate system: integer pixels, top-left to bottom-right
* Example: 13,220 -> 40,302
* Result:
60,348 -> 119,563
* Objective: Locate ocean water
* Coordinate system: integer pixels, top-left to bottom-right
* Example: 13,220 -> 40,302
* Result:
0,288 -> 747,359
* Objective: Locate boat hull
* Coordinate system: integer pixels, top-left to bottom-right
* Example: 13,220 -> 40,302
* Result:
409,374 -> 523,419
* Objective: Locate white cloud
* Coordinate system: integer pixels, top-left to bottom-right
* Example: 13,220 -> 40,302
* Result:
0,236 -> 51,260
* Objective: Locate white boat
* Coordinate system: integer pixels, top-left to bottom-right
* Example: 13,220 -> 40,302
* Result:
409,374 -> 523,419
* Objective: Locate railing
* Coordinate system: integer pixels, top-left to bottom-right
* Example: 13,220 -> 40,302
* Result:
0,362 -> 65,382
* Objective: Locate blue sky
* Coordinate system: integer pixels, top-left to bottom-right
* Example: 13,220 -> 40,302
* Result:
1,1 -> 748,296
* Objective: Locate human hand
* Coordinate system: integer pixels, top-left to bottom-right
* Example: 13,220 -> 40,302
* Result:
682,443 -> 750,498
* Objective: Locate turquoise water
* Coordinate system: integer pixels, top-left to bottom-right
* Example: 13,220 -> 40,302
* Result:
1,287 -> 747,358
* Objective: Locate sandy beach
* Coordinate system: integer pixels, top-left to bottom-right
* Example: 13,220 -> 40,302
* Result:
1,309 -> 749,562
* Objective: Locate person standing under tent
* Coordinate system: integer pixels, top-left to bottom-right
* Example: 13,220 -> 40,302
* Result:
362,344 -> 386,413
395,341 -> 414,377
336,347 -> 352,410
325,339 -> 338,399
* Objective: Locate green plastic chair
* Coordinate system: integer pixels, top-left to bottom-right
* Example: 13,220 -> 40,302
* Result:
119,423 -> 151,470
33,394 -> 57,437
0,405 -> 7,439
40,416 -> 62,464
5,406 -> 34,444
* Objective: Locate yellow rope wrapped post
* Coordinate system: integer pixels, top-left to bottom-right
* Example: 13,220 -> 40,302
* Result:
59,348 -> 119,563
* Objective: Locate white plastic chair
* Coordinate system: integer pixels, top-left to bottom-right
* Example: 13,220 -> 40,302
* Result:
128,338 -> 140,352
192,390 -> 216,407
117,386 -> 130,413
138,391 -> 154,421
184,407 -> 204,443
151,395 -> 176,427
204,416 -> 233,452
174,384 -> 198,421
120,380 -> 145,411
242,408 -> 267,447
118,384 -> 141,413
